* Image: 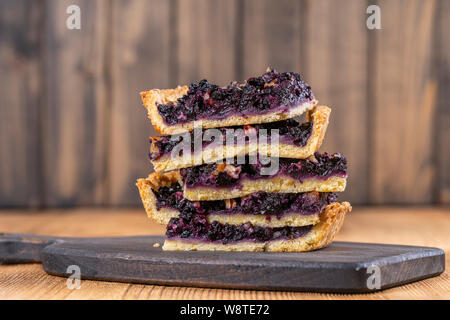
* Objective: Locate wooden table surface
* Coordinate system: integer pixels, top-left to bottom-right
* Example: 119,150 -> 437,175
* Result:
0,207 -> 449,300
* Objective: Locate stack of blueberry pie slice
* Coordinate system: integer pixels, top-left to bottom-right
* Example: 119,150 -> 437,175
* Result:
137,69 -> 351,252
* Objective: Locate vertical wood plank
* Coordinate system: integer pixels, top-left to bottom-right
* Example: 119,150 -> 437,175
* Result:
436,0 -> 450,204
176,0 -> 238,86
371,0 -> 437,204
0,0 -> 42,207
42,0 -> 108,206
304,0 -> 369,204
242,0 -> 304,79
109,0 -> 171,206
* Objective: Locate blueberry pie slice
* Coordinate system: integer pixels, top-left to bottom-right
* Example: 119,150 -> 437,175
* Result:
162,201 -> 350,252
179,153 -> 347,201
149,106 -> 330,172
136,171 -> 339,228
141,69 -> 317,135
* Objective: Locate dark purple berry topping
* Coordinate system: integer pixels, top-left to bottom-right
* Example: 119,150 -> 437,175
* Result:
152,182 -> 337,219
166,216 -> 313,244
157,69 -> 315,125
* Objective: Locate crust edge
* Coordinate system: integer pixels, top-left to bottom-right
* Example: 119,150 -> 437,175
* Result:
140,86 -> 189,135
136,172 -> 181,224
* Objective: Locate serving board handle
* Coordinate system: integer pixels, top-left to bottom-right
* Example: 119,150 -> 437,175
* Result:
0,233 -> 59,264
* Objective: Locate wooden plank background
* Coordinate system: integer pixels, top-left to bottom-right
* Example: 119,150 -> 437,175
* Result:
0,0 -> 448,207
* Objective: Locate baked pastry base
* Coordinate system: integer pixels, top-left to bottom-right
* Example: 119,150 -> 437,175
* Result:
183,175 -> 347,201
136,171 -> 181,225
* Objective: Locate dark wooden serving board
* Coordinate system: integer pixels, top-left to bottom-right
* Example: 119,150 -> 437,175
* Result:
0,233 -> 445,293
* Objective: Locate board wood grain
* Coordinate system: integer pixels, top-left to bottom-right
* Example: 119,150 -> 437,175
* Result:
42,0 -> 109,206
0,233 -> 444,293
371,0 -> 438,204
0,0 -> 42,207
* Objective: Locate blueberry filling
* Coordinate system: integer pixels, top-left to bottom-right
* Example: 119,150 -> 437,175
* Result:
157,69 -> 315,125
180,152 -> 347,188
149,118 -> 313,161
153,183 -> 225,220
166,216 -> 313,244
153,182 -> 337,220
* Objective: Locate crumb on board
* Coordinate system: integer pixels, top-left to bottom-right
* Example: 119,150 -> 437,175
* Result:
153,243 -> 160,248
